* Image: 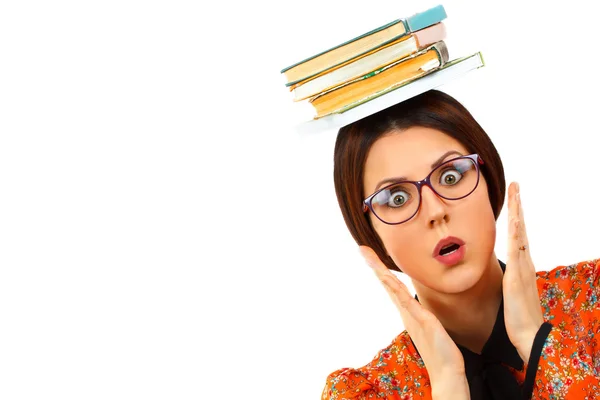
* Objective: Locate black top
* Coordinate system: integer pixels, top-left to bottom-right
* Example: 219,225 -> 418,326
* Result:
414,260 -> 553,400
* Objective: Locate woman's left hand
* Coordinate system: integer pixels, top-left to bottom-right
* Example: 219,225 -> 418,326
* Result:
503,182 -> 545,364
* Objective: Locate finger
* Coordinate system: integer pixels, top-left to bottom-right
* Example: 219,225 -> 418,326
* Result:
512,184 -> 533,262
507,182 -> 518,255
380,273 -> 432,326
359,246 -> 416,328
359,246 -> 427,326
507,182 -> 525,258
506,183 -> 536,283
379,274 -> 413,314
508,182 -> 519,219
516,189 -> 536,275
516,191 -> 530,251
359,247 -> 407,295
359,245 -> 392,281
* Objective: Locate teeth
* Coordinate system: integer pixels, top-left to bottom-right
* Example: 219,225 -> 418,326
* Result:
443,248 -> 458,256
439,243 -> 460,256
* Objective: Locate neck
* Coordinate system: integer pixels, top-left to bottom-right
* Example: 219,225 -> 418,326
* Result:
413,254 -> 503,354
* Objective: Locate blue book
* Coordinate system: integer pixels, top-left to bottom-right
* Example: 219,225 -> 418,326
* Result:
281,5 -> 447,86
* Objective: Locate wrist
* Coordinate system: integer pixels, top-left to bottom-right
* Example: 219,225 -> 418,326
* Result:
516,335 -> 534,364
432,389 -> 470,400
431,375 -> 470,400
515,323 -> 545,364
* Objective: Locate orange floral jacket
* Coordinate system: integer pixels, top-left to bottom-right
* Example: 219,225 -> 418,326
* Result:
321,258 -> 600,400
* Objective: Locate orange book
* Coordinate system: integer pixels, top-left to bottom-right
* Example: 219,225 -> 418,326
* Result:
290,23 -> 447,101
309,41 -> 449,119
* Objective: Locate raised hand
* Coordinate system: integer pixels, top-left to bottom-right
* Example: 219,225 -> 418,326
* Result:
359,246 -> 470,399
503,182 -> 544,364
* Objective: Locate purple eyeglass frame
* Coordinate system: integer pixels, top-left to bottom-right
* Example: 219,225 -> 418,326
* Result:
362,153 -> 484,225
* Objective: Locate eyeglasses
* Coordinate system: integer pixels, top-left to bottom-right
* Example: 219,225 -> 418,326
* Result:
363,154 -> 484,225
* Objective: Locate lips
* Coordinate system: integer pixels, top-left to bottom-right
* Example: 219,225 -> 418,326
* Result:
432,236 -> 466,257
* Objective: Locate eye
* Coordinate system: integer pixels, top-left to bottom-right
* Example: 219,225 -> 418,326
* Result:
387,189 -> 411,208
439,168 -> 463,185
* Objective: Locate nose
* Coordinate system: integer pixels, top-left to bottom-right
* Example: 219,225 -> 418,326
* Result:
419,184 -> 449,226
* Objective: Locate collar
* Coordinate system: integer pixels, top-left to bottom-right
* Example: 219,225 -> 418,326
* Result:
458,260 -> 523,372
413,260 -> 524,399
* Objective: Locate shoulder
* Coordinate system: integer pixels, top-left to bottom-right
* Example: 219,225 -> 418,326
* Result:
365,331 -> 431,395
323,330 -> 432,399
535,257 -> 600,321
535,257 -> 600,291
334,330 -> 428,380
385,330 -> 427,372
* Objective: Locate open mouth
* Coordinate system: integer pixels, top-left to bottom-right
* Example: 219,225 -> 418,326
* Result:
433,236 -> 466,266
439,243 -> 460,256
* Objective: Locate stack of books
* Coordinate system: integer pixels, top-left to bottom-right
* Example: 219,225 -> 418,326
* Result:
280,5 -> 484,130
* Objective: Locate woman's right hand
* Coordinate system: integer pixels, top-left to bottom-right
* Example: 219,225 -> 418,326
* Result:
359,246 -> 470,400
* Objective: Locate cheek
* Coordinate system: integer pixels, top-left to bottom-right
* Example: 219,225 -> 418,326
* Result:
372,220 -> 423,270
370,182 -> 498,274
376,225 -> 411,251
464,187 -> 497,246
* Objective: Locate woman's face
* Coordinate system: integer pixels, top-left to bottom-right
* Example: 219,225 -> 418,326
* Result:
362,126 -> 497,294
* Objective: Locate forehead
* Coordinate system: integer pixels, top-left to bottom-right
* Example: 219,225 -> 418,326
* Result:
363,126 -> 469,193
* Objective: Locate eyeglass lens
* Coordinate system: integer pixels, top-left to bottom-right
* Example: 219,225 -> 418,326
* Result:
370,157 -> 478,224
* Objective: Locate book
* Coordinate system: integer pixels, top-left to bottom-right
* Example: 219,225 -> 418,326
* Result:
280,5 -> 447,86
309,41 -> 450,119
290,23 -> 447,101
293,51 -> 485,134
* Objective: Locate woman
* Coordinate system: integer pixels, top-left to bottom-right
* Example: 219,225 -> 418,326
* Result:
322,90 -> 600,400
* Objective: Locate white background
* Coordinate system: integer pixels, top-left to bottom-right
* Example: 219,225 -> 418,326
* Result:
1,0 -> 598,399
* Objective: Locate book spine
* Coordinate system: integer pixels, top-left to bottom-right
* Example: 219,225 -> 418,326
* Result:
412,22 -> 446,48
280,18 -> 404,73
405,4 -> 447,32
280,4 -> 446,75
284,22 -> 410,87
433,41 -> 449,66
293,36 -> 418,101
309,45 -> 433,103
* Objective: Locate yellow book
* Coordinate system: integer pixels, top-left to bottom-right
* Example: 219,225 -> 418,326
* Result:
280,5 -> 447,86
309,41 -> 449,119
292,51 -> 485,134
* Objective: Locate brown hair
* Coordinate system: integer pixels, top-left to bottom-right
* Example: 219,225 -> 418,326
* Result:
333,89 -> 505,272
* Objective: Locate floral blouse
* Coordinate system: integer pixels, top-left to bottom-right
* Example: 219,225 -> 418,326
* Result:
321,258 -> 600,399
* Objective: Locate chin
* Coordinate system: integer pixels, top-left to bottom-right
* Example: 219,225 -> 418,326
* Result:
435,259 -> 486,294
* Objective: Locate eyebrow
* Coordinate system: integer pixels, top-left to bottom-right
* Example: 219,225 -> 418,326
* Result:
373,150 -> 465,192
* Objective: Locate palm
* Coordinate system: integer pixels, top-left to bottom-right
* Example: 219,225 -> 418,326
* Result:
502,182 -> 544,363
